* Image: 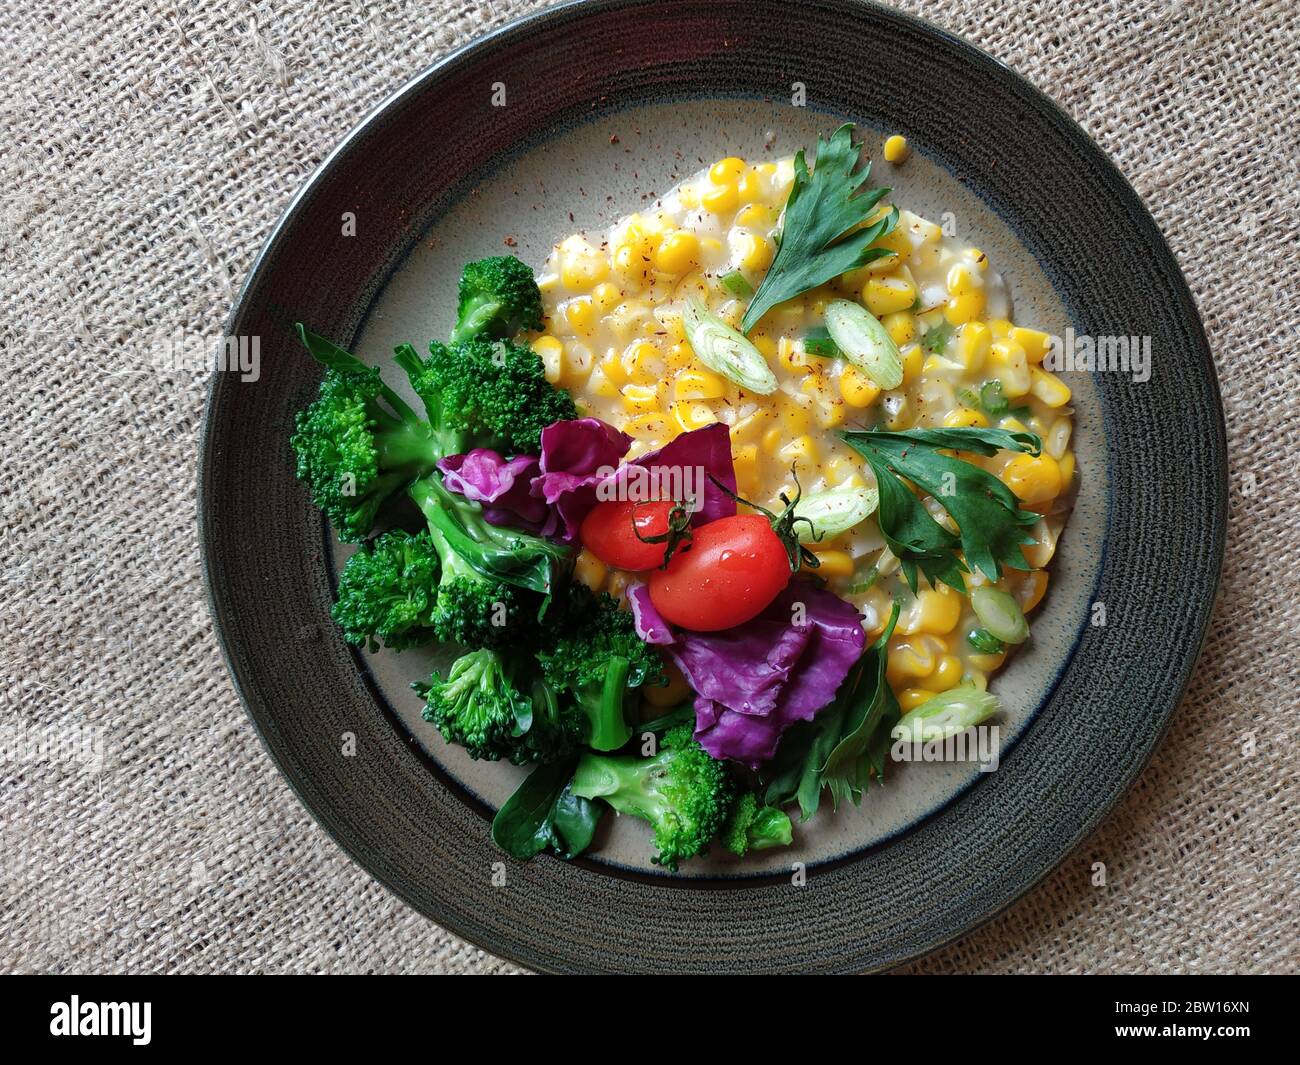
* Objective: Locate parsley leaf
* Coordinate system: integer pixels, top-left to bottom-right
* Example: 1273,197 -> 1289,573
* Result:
740,124 -> 898,333
763,603 -> 902,819
920,320 -> 954,357
840,426 -> 1042,593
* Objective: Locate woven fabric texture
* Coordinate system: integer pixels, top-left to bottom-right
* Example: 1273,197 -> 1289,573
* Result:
1,0 -> 1294,974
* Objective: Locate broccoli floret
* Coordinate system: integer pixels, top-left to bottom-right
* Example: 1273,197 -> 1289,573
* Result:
537,587 -> 666,752
401,338 -> 576,456
417,652 -> 584,765
720,792 -> 794,856
428,533 -> 537,649
417,648 -> 533,762
571,724 -> 735,871
449,255 -> 545,345
331,529 -> 440,650
290,327 -> 446,543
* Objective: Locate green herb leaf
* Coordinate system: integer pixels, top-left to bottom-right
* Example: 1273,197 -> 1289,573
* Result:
802,326 -> 840,358
920,320 -> 955,357
490,757 -> 601,860
840,426 -> 1042,593
740,124 -> 898,333
720,269 -> 754,298
762,602 -> 902,818
967,627 -> 1006,654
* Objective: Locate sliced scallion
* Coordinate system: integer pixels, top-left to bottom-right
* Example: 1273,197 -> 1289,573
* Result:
682,297 -> 778,394
970,587 -> 1029,645
824,299 -> 903,390
792,485 -> 879,542
720,270 -> 754,299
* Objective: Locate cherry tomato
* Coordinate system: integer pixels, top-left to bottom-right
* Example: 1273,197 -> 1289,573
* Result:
648,514 -> 791,631
579,499 -> 678,571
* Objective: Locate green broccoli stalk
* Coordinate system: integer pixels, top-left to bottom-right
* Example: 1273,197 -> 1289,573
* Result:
571,724 -> 735,871
398,337 -> 575,456
537,587 -> 666,752
449,256 -> 545,345
290,327 -> 449,543
417,648 -> 533,762
331,529 -> 440,650
720,792 -> 794,856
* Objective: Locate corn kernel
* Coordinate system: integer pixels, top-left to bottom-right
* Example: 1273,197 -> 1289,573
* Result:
824,454 -> 862,486
900,586 -> 962,636
1009,327 -> 1051,364
732,444 -> 760,495
839,366 -> 881,408
990,338 -> 1031,397
814,396 -> 847,428
946,263 -> 977,297
968,247 -> 989,272
1017,569 -> 1049,613
736,171 -> 761,203
565,297 -> 596,336
810,549 -> 855,579
701,182 -> 738,214
1030,366 -> 1072,407
779,396 -> 813,436
883,134 -> 910,163
591,282 -> 621,312
622,412 -> 671,440
670,400 -> 717,433
901,343 -> 923,387
989,318 -> 1012,339
573,548 -> 608,591
1001,453 -> 1062,504
612,243 -> 647,289
898,688 -> 936,712
956,321 -> 991,372
969,651 -> 1006,672
735,203 -> 774,229
928,654 -> 964,691
532,335 -> 563,384
943,407 -> 989,428
1058,450 -> 1075,485
561,254 -> 608,290
621,340 -> 661,385
886,634 -> 949,685
865,273 -> 918,316
883,311 -> 917,346
674,369 -> 726,400
751,333 -> 777,360
620,382 -> 660,412
709,157 -> 747,184
944,290 -> 985,325
654,231 -> 700,275
664,341 -> 694,371
777,336 -> 809,374
734,231 -> 773,272
585,363 -> 620,399
778,433 -> 819,467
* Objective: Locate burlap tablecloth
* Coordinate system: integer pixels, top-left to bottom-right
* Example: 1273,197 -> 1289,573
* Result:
2,0 -> 1294,974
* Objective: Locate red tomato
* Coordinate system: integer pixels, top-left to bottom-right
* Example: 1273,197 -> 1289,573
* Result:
579,499 -> 678,571
648,514 -> 791,631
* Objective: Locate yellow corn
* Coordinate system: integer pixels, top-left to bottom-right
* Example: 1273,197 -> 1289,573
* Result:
968,247 -> 989,272
621,411 -> 670,440
778,433 -> 819,467
943,407 -> 989,428
956,321 -> 991,372
837,361 -> 878,403
621,340 -> 661,385
946,263 -> 977,297
928,654 -> 964,691
777,336 -> 810,374
886,634 -> 949,685
778,396 -> 812,436
989,338 -> 1031,397
1009,327 -> 1051,364
901,343 -> 923,387
532,335 -> 563,384
944,290 -> 985,325
989,318 -> 1012,339
736,171 -> 761,203
1058,450 -> 1076,485
674,369 -> 727,400
867,226 -> 913,273
900,586 -> 962,636
709,157 -> 747,184
664,341 -> 694,372
823,454 -> 862,486
969,650 -> 1006,672
585,363 -> 620,399
751,332 -> 777,360
654,231 -> 699,275
734,231 -> 773,272
883,311 -> 917,346
573,548 -> 608,591
865,273 -> 918,316
897,688 -> 936,712
1030,366 -> 1072,407
670,400 -> 717,433
591,282 -> 621,312
732,443 -> 760,496
612,243 -> 646,289
701,182 -> 738,214
565,296 -> 596,336
1001,452 -> 1062,504
883,134 -> 910,163
810,549 -> 855,579
620,382 -> 660,412
735,203 -> 774,229
561,254 -> 608,290
1017,569 -> 1049,613
814,396 -> 847,428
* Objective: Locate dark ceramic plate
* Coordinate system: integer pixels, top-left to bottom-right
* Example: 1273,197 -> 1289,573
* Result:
200,0 -> 1225,973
